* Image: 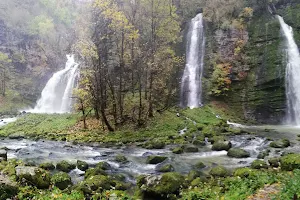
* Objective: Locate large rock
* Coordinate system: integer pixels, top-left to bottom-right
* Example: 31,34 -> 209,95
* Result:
270,139 -> 290,148
172,147 -> 183,154
234,168 -> 256,178
146,156 -> 167,164
0,174 -> 18,200
280,153 -> 300,171
157,164 -> 175,173
268,157 -> 280,168
251,160 -> 268,169
16,166 -> 50,189
212,141 -> 232,151
137,172 -> 184,198
51,172 -> 72,190
77,160 -> 89,171
227,148 -> 250,158
183,145 -> 199,153
0,150 -> 7,161
39,162 -> 55,170
84,167 -> 107,179
115,155 -> 128,164
56,160 -> 76,173
209,166 -> 229,177
96,162 -> 111,170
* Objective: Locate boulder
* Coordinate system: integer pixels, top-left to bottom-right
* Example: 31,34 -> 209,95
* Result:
227,148 -> 250,158
146,156 -> 167,164
172,147 -> 183,154
280,153 -> 300,171
251,160 -> 268,169
51,172 -> 72,190
0,150 -> 7,161
8,132 -> 25,139
143,140 -> 165,149
115,155 -> 128,164
0,174 -> 18,200
183,145 -> 199,153
16,166 -> 50,189
39,162 -> 55,170
209,166 -> 229,177
269,139 -> 290,148
84,167 -> 107,179
257,150 -> 270,159
157,164 -> 175,172
96,162 -> 111,170
234,167 -> 256,178
268,157 -> 280,168
212,141 -> 232,151
194,161 -> 206,169
56,160 -> 76,173
137,172 -> 184,198
77,160 -> 89,171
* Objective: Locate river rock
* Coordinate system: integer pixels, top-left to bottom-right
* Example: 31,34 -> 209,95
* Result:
0,149 -> 7,161
257,149 -> 270,159
8,132 -> 25,139
39,162 -> 55,170
172,147 -> 183,154
146,156 -> 167,164
233,167 -> 256,178
183,145 -> 199,153
16,166 -> 50,189
0,174 -> 18,200
194,161 -> 206,169
268,157 -> 280,168
84,167 -> 107,179
115,155 -> 128,164
137,172 -> 184,198
77,160 -> 89,171
227,148 -> 250,158
251,160 -> 268,169
209,166 -> 229,177
157,164 -> 175,172
96,161 -> 111,170
212,141 -> 232,151
143,140 -> 165,149
51,172 -> 72,190
280,153 -> 300,171
78,175 -> 112,193
56,160 -> 76,173
270,139 -> 290,148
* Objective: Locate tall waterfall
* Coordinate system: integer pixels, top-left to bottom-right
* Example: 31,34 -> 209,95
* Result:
180,13 -> 205,109
277,16 -> 300,125
33,55 -> 80,113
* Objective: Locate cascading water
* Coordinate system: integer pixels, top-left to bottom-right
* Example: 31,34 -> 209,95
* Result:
180,13 -> 205,109
32,55 -> 80,113
277,16 -> 300,125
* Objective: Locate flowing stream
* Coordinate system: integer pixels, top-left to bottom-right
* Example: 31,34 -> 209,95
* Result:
181,13 -> 205,108
277,16 -> 300,125
32,55 -> 80,113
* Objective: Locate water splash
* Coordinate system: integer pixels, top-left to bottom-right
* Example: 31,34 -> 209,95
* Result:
180,13 -> 205,109
32,55 -> 80,113
277,16 -> 300,125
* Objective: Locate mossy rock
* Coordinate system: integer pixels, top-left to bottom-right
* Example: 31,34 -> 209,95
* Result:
85,175 -> 112,191
212,141 -> 232,151
77,160 -> 88,171
51,172 -> 72,190
138,172 -> 184,198
84,167 -> 107,179
268,157 -> 280,168
257,150 -> 270,159
234,167 -> 256,178
269,139 -> 290,148
0,183 -> 18,200
186,170 -> 208,183
143,140 -> 165,149
146,156 -> 167,164
39,162 -> 55,171
56,160 -> 76,173
96,162 -> 111,170
172,147 -> 183,154
280,153 -> 300,171
227,148 -> 250,158
209,136 -> 226,144
209,166 -> 229,177
183,145 -> 199,153
251,160 -> 268,169
194,161 -> 206,169
16,167 -> 51,189
157,164 -> 175,173
115,155 -> 128,164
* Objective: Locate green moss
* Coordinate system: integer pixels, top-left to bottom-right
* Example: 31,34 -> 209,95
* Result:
77,160 -> 88,171
146,156 -> 167,164
172,147 -> 183,154
233,167 -> 256,178
56,160 -> 76,173
270,139 -> 290,148
84,175 -> 111,191
0,183 -> 18,200
227,148 -> 250,158
51,172 -> 72,190
209,166 -> 229,177
39,162 -> 55,171
115,155 -> 128,164
280,154 -> 300,171
17,168 -> 51,189
268,157 -> 280,168
96,162 -> 111,170
212,141 -> 232,151
84,167 -> 107,179
158,164 -> 175,173
251,160 -> 268,169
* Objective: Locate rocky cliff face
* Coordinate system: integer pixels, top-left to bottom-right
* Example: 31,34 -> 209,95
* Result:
204,1 -> 300,124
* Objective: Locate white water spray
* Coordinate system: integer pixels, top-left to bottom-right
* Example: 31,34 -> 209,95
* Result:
32,55 -> 80,113
180,13 -> 205,109
277,16 -> 300,125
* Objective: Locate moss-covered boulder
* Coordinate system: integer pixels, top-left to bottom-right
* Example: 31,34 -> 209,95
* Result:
115,155 -> 128,164
39,162 -> 55,171
137,172 -> 184,198
280,153 -> 300,171
268,157 -> 280,168
209,136 -> 226,144
227,148 -> 250,158
96,162 -> 111,170
212,141 -> 232,151
143,140 -> 165,149
16,166 -> 51,189
251,160 -> 268,169
186,170 -> 208,183
0,174 -> 18,200
51,172 -> 72,190
84,167 -> 107,179
172,147 -> 184,154
194,161 -> 206,169
0,150 -> 7,161
77,160 -> 88,171
270,139 -> 290,148
56,160 -> 76,173
234,167 -> 256,178
183,145 -> 199,153
146,156 -> 167,164
157,164 -> 175,172
257,150 -> 270,159
209,166 -> 229,177
85,175 -> 112,191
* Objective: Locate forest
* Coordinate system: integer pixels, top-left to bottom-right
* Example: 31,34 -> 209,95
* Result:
0,0 -> 300,199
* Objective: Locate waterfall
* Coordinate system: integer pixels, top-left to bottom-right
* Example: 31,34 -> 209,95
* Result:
277,16 -> 300,125
180,13 -> 205,109
32,55 -> 80,113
